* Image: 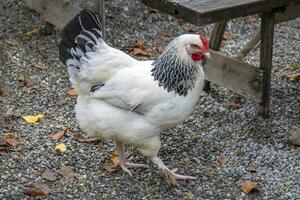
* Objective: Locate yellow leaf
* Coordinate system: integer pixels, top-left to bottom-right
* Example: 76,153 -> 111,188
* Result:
22,114 -> 44,124
54,143 -> 67,153
242,181 -> 259,193
24,28 -> 39,36
111,152 -> 119,163
68,89 -> 79,96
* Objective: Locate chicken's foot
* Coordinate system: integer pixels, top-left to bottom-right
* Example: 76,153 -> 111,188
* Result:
116,141 -> 147,176
152,157 -> 196,186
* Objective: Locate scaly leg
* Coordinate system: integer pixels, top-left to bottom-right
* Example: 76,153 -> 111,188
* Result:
151,157 -> 196,186
115,141 -> 147,176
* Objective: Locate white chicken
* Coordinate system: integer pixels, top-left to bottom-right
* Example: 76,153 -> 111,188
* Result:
58,10 -> 210,186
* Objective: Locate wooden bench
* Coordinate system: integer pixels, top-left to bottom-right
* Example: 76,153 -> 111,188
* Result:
142,0 -> 300,118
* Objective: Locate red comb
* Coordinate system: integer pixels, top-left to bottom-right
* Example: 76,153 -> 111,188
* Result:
199,35 -> 209,50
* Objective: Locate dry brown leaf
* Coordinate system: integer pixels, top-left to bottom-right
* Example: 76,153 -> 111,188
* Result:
24,28 -> 39,36
144,8 -> 159,14
157,47 -> 165,53
59,166 -> 75,180
68,89 -> 79,96
279,27 -> 289,33
134,39 -> 145,49
103,152 -> 120,172
23,183 -> 50,196
218,154 -> 229,166
154,38 -> 160,45
133,48 -> 151,57
184,27 -> 195,33
223,31 -> 233,40
246,15 -> 257,23
51,128 -> 68,140
162,32 -> 172,37
286,73 -> 300,81
30,63 -> 45,70
202,111 -> 209,118
242,181 -> 259,193
4,135 -> 20,147
17,76 -> 34,87
120,12 -> 129,19
41,170 -> 57,181
228,99 -> 241,110
2,39 -> 18,46
178,19 -> 187,25
73,132 -> 101,143
0,117 -> 13,129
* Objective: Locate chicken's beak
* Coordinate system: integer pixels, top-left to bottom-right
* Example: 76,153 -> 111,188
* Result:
204,52 -> 211,60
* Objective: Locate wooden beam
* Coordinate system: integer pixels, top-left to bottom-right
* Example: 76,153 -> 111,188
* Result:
204,50 -> 262,102
203,21 -> 227,92
95,0 -> 106,38
259,11 -> 275,118
236,32 -> 260,61
274,4 -> 300,23
25,0 -> 81,30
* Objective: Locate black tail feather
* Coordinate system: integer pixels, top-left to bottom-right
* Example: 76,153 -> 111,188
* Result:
58,9 -> 103,66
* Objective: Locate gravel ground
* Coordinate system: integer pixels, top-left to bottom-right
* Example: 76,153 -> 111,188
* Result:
1,0 -> 300,199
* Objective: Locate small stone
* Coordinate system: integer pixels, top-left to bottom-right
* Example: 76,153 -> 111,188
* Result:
289,129 -> 300,146
246,164 -> 257,173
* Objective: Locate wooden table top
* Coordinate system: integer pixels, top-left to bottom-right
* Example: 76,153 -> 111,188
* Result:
141,0 -> 300,25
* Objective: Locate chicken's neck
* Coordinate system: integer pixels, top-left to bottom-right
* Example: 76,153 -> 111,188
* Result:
151,44 -> 201,96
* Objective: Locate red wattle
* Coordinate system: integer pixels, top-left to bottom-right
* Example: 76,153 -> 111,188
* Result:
192,53 -> 204,61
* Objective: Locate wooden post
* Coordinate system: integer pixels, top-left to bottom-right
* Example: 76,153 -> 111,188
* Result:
203,21 -> 227,92
259,11 -> 275,118
96,0 -> 105,38
236,32 -> 260,61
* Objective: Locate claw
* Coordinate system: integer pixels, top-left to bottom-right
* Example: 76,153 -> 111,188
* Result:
159,168 -> 197,186
117,159 -> 147,177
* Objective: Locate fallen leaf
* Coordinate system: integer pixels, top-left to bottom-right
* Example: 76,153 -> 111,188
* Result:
134,39 -> 145,49
120,12 -> 129,19
178,19 -> 186,25
157,47 -> 164,53
186,191 -> 194,200
184,27 -> 195,33
289,129 -> 300,146
286,73 -> 300,81
242,181 -> 259,193
279,27 -> 289,33
73,132 -> 101,143
17,76 -> 34,87
228,99 -> 241,110
23,183 -> 50,196
68,89 -> 79,96
24,28 -> 39,36
218,154 -> 229,166
246,15 -> 257,23
202,111 -> 209,118
145,8 -> 159,13
0,117 -> 13,129
2,39 -> 18,46
223,31 -> 233,40
59,166 -> 75,180
41,170 -> 57,181
22,114 -> 44,124
133,48 -> 151,57
4,135 -> 20,147
54,143 -> 67,153
162,32 -> 172,37
103,152 -> 120,172
51,128 -> 68,140
30,63 -> 45,70
154,38 -> 160,45
246,164 -> 257,173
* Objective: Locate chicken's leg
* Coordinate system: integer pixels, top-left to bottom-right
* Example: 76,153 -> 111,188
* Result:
115,141 -> 147,176
151,157 -> 196,186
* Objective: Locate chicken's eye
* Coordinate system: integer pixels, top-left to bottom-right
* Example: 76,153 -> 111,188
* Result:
191,44 -> 200,49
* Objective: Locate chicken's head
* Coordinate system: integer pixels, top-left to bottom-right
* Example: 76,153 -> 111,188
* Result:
174,34 -> 210,62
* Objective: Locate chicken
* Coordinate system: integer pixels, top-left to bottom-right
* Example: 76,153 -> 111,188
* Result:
58,9 -> 210,186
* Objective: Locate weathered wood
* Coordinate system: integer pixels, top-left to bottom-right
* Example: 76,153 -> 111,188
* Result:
95,0 -> 105,38
236,32 -> 261,61
141,0 -> 300,26
259,11 -> 275,118
203,21 -> 227,92
25,0 -> 105,30
274,4 -> 300,23
204,50 -> 262,101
